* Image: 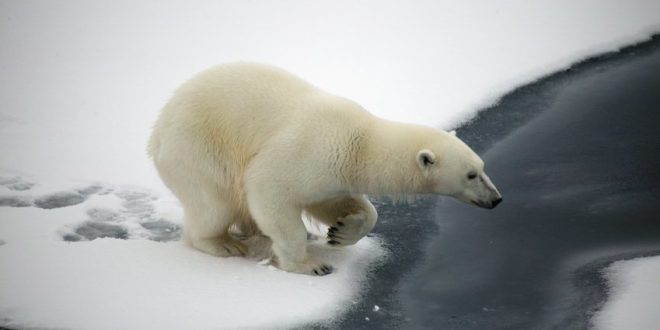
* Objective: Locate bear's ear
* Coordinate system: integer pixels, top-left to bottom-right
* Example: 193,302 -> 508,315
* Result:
417,149 -> 436,170
449,130 -> 457,136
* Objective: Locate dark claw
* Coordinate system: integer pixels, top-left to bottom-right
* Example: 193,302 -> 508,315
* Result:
328,233 -> 335,238
328,240 -> 339,245
328,227 -> 337,233
313,266 -> 332,276
320,265 -> 333,274
337,221 -> 345,227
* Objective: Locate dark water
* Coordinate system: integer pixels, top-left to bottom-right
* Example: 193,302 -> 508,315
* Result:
318,36 -> 660,329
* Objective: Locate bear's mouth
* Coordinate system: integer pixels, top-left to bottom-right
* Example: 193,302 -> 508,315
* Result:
471,200 -> 490,209
471,199 -> 502,209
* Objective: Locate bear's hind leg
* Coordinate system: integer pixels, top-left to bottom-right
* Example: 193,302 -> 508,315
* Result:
229,217 -> 274,260
152,133 -> 246,257
183,200 -> 248,258
305,195 -> 377,246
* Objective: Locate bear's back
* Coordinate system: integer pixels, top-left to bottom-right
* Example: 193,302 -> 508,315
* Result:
156,63 -> 323,158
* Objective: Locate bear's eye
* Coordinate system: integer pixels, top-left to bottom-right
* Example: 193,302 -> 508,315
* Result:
467,172 -> 477,180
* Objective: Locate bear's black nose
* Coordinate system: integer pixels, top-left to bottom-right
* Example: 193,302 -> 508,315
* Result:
491,198 -> 503,208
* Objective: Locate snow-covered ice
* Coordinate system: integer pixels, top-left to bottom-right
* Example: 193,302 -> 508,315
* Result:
0,177 -> 387,329
592,256 -> 660,330
1,0 -> 660,329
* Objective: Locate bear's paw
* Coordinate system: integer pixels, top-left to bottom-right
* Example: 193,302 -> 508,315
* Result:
326,212 -> 373,246
276,257 -> 334,276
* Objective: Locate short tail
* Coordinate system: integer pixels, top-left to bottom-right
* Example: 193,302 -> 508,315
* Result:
147,126 -> 160,159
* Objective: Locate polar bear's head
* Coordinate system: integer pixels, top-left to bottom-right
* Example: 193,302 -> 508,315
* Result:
416,130 -> 502,209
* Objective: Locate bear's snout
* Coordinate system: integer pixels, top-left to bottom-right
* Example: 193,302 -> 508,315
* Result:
471,197 -> 502,209
490,197 -> 503,209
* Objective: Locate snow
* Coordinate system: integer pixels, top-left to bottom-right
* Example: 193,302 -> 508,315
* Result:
0,179 -> 386,329
0,235 -> 384,330
592,256 -> 660,330
1,0 -> 660,329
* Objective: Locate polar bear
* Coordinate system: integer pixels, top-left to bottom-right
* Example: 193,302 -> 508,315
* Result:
148,63 -> 502,276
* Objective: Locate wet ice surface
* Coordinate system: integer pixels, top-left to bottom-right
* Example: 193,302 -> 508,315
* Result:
327,37 -> 660,329
0,177 -> 34,191
0,196 -> 31,208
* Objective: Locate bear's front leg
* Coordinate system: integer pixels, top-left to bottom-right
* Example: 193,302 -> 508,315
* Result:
306,195 -> 378,246
245,178 -> 333,276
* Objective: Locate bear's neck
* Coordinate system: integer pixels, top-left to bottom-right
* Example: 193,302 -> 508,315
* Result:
352,120 -> 427,196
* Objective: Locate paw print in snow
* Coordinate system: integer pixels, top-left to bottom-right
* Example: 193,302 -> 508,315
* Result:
62,188 -> 181,242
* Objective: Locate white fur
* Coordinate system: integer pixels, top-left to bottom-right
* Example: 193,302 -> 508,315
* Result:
148,62 -> 501,275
